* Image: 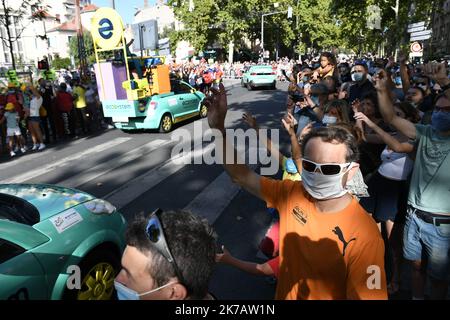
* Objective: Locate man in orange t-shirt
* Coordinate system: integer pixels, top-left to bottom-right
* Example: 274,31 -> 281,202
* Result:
204,83 -> 387,300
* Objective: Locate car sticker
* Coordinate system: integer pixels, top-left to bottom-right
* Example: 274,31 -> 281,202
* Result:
168,98 -> 177,106
50,208 -> 84,234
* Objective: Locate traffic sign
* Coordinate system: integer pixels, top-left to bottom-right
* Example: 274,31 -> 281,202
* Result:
410,42 -> 422,53
410,34 -> 431,42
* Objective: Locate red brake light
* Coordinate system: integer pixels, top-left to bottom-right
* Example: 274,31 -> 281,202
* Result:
251,73 -> 257,76
271,72 -> 276,75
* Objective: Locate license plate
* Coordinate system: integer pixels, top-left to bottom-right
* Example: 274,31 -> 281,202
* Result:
112,116 -> 129,123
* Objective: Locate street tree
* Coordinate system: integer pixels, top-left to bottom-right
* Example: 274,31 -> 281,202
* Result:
0,0 -> 46,70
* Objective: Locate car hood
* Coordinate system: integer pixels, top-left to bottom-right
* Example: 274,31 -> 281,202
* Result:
0,184 -> 94,222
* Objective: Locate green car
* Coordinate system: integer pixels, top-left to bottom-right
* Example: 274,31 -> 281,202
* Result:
103,79 -> 207,133
0,184 -> 127,300
241,65 -> 277,91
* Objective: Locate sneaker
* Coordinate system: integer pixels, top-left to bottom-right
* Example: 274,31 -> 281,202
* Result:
20,147 -> 27,153
38,143 -> 46,151
10,151 -> 16,157
31,144 -> 38,151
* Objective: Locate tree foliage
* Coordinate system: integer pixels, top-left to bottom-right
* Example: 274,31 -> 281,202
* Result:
0,0 -> 46,69
167,0 -> 441,58
51,56 -> 72,70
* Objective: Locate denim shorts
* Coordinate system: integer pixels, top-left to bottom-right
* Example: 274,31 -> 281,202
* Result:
28,116 -> 40,122
403,205 -> 450,281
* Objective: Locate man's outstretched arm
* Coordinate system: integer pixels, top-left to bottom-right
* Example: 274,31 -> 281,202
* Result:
206,84 -> 263,200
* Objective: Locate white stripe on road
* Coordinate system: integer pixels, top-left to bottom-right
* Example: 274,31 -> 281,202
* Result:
0,135 -> 98,171
183,163 -> 258,224
57,139 -> 172,188
104,143 -> 215,209
1,137 -> 132,184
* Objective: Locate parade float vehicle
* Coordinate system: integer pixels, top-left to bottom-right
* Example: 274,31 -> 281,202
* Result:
0,184 -> 126,300
91,8 -> 206,133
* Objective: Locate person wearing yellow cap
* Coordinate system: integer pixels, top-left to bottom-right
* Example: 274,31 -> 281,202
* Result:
0,102 -> 27,157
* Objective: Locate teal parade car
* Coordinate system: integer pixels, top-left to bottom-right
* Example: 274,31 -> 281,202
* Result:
241,65 -> 277,91
0,184 -> 127,300
103,79 -> 207,133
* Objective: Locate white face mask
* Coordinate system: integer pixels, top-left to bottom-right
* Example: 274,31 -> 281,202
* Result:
301,163 -> 354,200
322,115 -> 338,125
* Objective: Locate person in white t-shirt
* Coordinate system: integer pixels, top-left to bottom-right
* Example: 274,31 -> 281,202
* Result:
25,85 -> 46,151
354,101 -> 421,295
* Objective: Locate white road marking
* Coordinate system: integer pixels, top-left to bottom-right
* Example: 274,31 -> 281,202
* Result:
104,143 -> 215,209
1,137 -> 132,184
57,139 -> 172,188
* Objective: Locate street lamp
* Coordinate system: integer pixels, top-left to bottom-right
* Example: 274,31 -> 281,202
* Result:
261,6 -> 293,59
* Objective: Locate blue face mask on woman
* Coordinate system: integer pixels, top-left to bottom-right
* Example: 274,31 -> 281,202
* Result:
431,110 -> 450,132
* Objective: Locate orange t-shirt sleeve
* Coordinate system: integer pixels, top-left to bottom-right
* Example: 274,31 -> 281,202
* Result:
260,177 -> 293,211
346,236 -> 388,300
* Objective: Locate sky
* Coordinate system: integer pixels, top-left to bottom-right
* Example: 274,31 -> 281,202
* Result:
92,0 -> 157,25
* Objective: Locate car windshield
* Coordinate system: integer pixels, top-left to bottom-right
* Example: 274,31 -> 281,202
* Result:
0,193 -> 40,226
0,185 -> 94,222
250,67 -> 273,75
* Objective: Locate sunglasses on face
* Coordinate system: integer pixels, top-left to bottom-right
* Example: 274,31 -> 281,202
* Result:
145,209 -> 185,285
302,159 -> 352,175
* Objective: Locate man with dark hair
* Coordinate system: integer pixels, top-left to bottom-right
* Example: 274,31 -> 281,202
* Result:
348,61 -> 376,104
114,209 -> 217,300
204,83 -> 387,300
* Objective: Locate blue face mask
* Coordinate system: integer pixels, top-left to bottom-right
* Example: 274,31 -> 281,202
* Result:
114,280 -> 176,300
302,76 -> 309,82
285,158 -> 298,174
351,72 -> 364,82
394,76 -> 402,86
431,111 -> 450,132
310,95 -> 320,106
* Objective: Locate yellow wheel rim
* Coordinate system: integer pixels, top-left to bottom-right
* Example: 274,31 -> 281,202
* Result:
77,262 -> 116,300
200,105 -> 208,117
163,116 -> 172,131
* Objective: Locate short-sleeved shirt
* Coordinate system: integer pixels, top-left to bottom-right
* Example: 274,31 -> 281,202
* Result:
260,177 -> 387,300
408,124 -> 450,214
5,111 -> 19,129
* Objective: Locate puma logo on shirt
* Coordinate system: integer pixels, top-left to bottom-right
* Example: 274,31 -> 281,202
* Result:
332,226 -> 356,257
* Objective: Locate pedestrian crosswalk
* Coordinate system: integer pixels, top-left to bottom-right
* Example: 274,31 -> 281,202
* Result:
0,132 -> 263,225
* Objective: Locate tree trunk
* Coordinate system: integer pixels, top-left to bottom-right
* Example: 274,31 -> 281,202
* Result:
1,0 -> 16,69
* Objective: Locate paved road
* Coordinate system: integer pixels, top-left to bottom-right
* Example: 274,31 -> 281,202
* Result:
0,82 -> 291,299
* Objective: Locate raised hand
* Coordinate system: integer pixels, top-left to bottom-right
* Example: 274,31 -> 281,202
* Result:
215,245 -> 232,263
206,82 -> 228,131
351,98 -> 361,113
423,62 -> 448,85
242,112 -> 258,129
299,122 -> 313,141
354,111 -> 372,125
373,69 -> 389,91
281,113 -> 296,135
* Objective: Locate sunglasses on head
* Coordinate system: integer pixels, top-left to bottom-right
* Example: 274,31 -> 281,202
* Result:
302,159 -> 352,175
145,209 -> 185,285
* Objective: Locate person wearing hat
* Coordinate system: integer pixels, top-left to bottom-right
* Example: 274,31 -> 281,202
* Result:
0,102 -> 27,157
348,61 -> 376,104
